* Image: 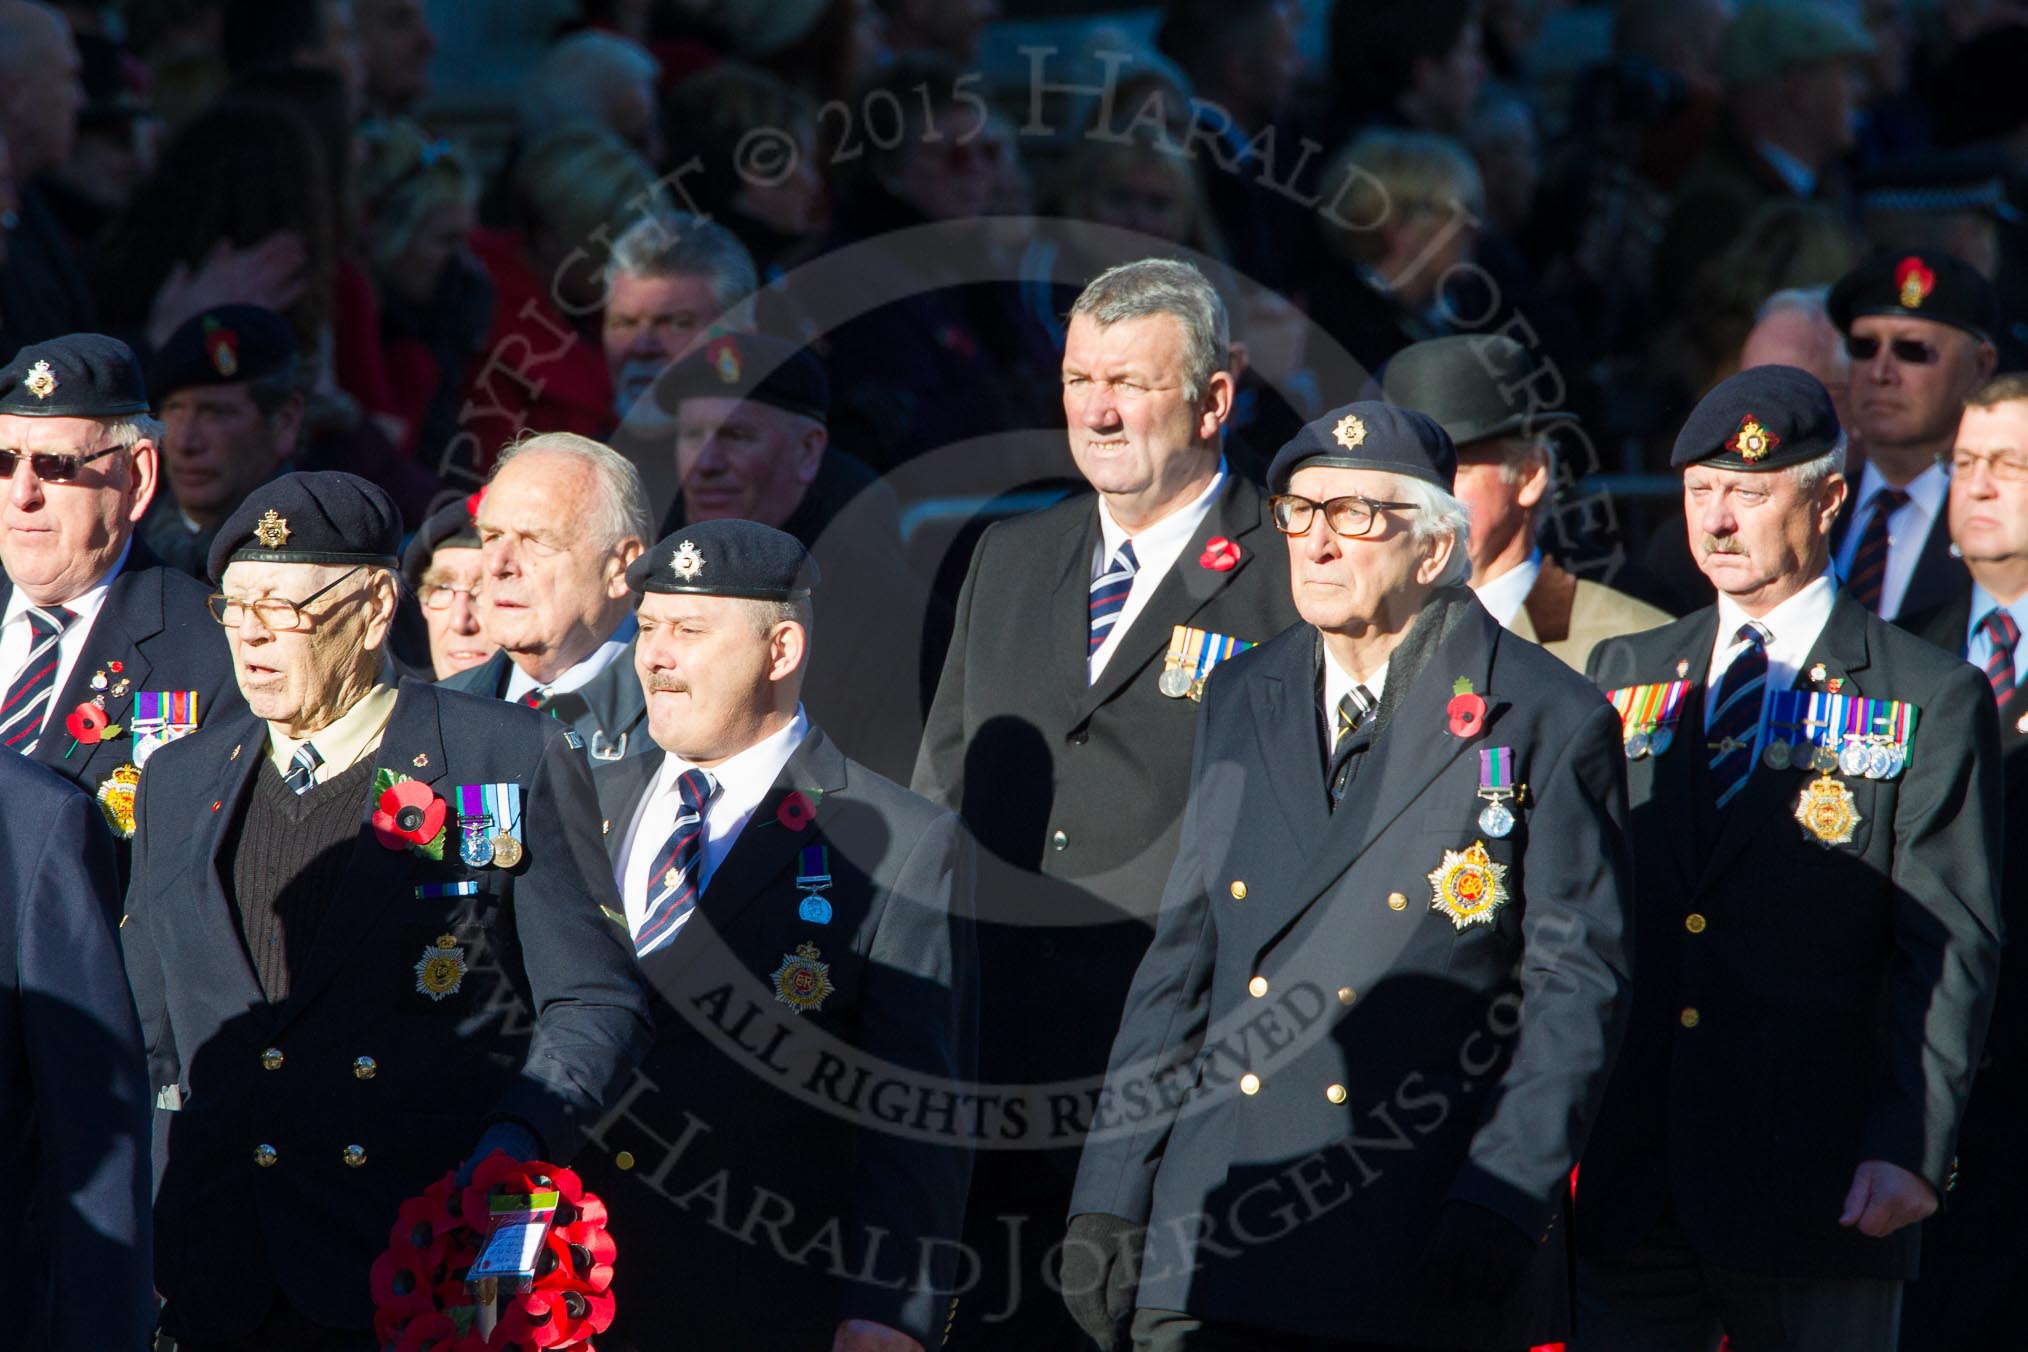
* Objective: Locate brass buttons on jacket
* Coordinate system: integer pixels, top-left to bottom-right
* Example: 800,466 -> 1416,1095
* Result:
1248,976 -> 1269,998
1230,880 -> 1248,899
615,1150 -> 636,1171
1337,986 -> 1356,1006
354,1056 -> 378,1080
260,1047 -> 284,1071
1239,1073 -> 1261,1095
1325,1084 -> 1347,1104
1387,892 -> 1408,911
254,1144 -> 278,1167
1684,913 -> 1707,934
1051,830 -> 1068,851
1680,1007 -> 1701,1029
343,1144 -> 367,1168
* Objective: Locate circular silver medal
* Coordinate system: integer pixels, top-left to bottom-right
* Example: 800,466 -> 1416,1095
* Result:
1478,799 -> 1515,837
1762,739 -> 1792,771
1158,666 -> 1192,698
1865,743 -> 1893,779
1625,730 -> 1651,759
459,829 -> 494,868
1885,747 -> 1907,778
1649,727 -> 1674,757
1838,741 -> 1869,778
1813,745 -> 1840,773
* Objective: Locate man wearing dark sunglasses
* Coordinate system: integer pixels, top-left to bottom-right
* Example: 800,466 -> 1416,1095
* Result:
0,333 -> 239,858
1826,248 -> 2000,620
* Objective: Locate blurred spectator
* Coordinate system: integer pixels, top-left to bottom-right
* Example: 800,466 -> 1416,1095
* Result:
720,0 -> 888,109
141,304 -> 303,577
523,28 -> 662,166
220,0 -> 365,118
601,213 -> 758,418
400,494 -> 497,678
355,0 -> 436,120
1326,0 -> 1487,140
1465,93 -> 1542,239
40,30 -> 160,259
357,119 -> 493,462
455,126 -> 663,475
124,0 -> 230,129
0,0 -> 92,360
1654,0 -> 1873,306
1742,285 -> 1858,441
1050,135 -> 1226,262
1308,127 -> 1485,377
658,63 -> 827,279
875,0 -> 992,64
1857,145 -> 2013,281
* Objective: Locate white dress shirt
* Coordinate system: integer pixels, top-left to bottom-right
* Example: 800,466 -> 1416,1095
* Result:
0,537 -> 130,739
1965,581 -> 2028,677
1471,548 -> 1543,629
616,707 -> 810,939
1320,646 -> 1389,754
1704,571 -> 1838,761
1832,460 -> 1947,621
503,613 -> 638,702
1088,460 -> 1227,683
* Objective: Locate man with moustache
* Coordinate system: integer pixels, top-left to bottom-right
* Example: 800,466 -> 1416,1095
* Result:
400,493 -> 496,679
914,259 -> 1301,1349
1065,402 -> 1635,1352
443,432 -> 652,761
1894,374 -> 2028,1350
1827,248 -> 2000,619
1577,366 -> 2002,1350
120,471 -> 651,1350
578,521 -> 974,1352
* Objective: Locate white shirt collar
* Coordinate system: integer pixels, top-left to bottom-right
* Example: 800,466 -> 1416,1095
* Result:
1854,457 -> 1948,522
3,534 -> 131,629
1094,459 -> 1227,569
1708,568 -> 1838,710
1756,139 -> 1817,196
503,614 -> 638,702
1471,548 -> 1543,629
1320,642 -> 1388,749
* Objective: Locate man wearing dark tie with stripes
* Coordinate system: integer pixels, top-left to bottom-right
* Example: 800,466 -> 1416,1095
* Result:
1579,365 -> 2003,1351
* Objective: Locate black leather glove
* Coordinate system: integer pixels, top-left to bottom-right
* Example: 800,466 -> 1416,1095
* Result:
1059,1212 -> 1144,1352
1422,1201 -> 1538,1307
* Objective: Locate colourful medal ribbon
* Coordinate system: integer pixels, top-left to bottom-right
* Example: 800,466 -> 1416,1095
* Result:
1479,745 -> 1512,792
456,784 -> 488,823
493,782 -> 522,839
797,844 -> 830,888
133,690 -> 161,726
1657,679 -> 1688,727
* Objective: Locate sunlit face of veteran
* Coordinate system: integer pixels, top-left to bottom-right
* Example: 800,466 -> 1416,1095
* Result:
1283,464 -> 1459,637
0,412 -> 158,605
219,558 -> 396,738
1685,454 -> 1846,615
635,590 -> 805,768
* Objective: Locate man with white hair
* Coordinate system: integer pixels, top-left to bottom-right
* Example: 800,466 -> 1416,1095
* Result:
1066,401 -> 1636,1352
442,431 -> 652,761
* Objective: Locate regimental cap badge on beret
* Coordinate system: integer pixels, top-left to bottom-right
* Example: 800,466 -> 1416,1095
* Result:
203,316 -> 240,378
708,336 -> 741,384
1895,255 -> 1936,309
254,509 -> 291,549
1333,413 -> 1367,450
670,539 -> 705,581
23,361 -> 56,400
1726,414 -> 1780,463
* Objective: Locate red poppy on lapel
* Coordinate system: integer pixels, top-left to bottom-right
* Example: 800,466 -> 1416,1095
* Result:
1199,536 -> 1241,571
373,779 -> 448,852
777,789 -> 818,830
65,700 -> 111,744
1447,678 -> 1487,738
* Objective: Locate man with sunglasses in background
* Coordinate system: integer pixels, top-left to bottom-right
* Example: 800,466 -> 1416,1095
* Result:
0,333 -> 239,863
120,470 -> 650,1351
1825,248 -> 2002,620
1066,402 -> 1634,1352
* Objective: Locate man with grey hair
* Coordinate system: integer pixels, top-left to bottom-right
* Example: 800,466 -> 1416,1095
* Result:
1067,401 -> 1635,1352
523,27 -> 661,163
602,213 -> 761,417
0,334 -> 239,848
914,257 -> 1301,1349
442,431 -> 653,761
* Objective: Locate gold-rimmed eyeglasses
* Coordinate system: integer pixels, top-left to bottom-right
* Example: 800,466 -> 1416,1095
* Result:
208,566 -> 366,630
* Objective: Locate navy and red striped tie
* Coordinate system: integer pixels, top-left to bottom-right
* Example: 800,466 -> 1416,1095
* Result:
1980,608 -> 2020,707
0,606 -> 75,754
1706,622 -> 1769,811
1847,488 -> 1909,613
633,768 -> 718,957
1088,541 -> 1138,661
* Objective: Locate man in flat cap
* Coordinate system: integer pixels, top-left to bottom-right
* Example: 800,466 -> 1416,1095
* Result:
141,305 -> 303,580
0,332 -> 240,859
914,258 -> 1301,1348
1066,402 -> 1635,1352
1827,247 -> 1999,620
1576,366 -> 2001,1351
401,492 -> 497,679
655,331 -> 932,780
576,519 -> 976,1352
1,753 -> 152,1352
445,431 -> 653,762
1384,335 -> 1669,669
119,470 -> 652,1350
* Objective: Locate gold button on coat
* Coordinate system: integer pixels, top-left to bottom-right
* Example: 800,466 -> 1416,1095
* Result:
1325,1084 -> 1348,1104
1239,1073 -> 1261,1095
1680,1007 -> 1701,1029
1230,880 -> 1247,899
614,1150 -> 636,1171
1685,913 -> 1707,934
1387,892 -> 1408,911
260,1047 -> 284,1071
1248,976 -> 1269,998
353,1056 -> 377,1080
254,1144 -> 278,1167
343,1144 -> 367,1168
1337,986 -> 1356,1005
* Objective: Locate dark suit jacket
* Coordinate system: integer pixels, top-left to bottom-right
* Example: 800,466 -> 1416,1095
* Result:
119,681 -> 653,1340
912,472 -> 1303,1092
1895,585 -> 2028,1347
441,637 -> 648,764
1827,488 -> 1966,622
1581,592 -> 2003,1280
578,727 -> 976,1350
1070,593 -> 1635,1347
0,755 -> 151,1352
2,543 -> 243,837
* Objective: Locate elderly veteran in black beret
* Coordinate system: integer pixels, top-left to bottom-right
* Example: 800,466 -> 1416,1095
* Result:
1065,403 -> 1636,1352
141,305 -> 303,580
1575,366 -> 2002,1352
118,470 -> 652,1351
576,520 -> 976,1352
1383,335 -> 1670,670
0,332 -> 241,855
401,492 -> 497,678
1826,247 -> 2000,620
654,331 -> 934,780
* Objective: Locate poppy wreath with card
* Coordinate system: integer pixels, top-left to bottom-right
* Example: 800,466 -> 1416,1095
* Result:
370,1151 -> 618,1351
